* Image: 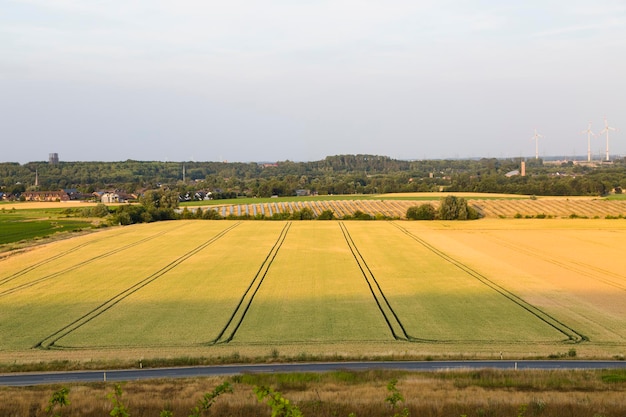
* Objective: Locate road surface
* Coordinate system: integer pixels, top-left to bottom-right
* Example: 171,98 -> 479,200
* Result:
2,360 -> 626,386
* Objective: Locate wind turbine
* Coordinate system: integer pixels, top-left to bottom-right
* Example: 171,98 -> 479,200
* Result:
531,129 -> 543,160
599,117 -> 617,162
581,121 -> 596,162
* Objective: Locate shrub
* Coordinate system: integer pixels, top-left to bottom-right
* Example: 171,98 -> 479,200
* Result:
345,210 -> 373,220
406,203 -> 436,220
317,209 -> 334,220
438,196 -> 479,220
202,208 -> 223,220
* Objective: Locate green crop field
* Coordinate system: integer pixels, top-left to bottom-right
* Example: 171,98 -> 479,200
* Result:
1,219 -> 625,360
0,208 -> 93,245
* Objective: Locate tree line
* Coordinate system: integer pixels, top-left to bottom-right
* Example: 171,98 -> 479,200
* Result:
2,155 -> 625,199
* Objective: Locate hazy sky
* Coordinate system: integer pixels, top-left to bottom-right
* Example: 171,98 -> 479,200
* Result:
2,1 -> 625,163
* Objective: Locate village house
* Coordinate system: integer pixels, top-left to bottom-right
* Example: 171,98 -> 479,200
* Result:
21,191 -> 70,202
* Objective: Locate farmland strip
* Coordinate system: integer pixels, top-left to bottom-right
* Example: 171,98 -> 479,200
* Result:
391,222 -> 587,343
489,235 -> 626,292
338,222 -> 411,341
0,227 -> 178,297
33,222 -> 242,349
210,222 -> 292,344
0,227 -> 145,287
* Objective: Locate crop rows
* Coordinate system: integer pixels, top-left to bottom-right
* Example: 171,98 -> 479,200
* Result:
201,198 -> 626,219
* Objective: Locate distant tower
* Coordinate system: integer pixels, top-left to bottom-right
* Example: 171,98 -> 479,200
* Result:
35,169 -> 39,187
521,160 -> 526,177
49,153 -> 59,165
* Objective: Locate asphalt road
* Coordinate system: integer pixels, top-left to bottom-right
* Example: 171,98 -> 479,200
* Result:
2,360 -> 626,386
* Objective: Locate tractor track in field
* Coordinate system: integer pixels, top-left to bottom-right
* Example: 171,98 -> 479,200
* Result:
0,227 -> 142,288
0,226 -> 183,298
391,222 -> 587,343
488,235 -> 626,293
209,222 -> 292,345
0,241 -> 94,287
33,222 -> 242,350
338,222 -> 418,342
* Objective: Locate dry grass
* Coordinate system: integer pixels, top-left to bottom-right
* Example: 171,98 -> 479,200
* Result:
2,370 -> 626,417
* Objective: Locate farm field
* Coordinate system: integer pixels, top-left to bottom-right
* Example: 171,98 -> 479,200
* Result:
191,195 -> 626,219
1,218 -> 626,364
0,207 -> 93,245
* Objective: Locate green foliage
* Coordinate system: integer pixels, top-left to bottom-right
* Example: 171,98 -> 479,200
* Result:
202,208 -> 223,220
406,203 -> 436,220
601,370 -> 626,383
438,196 -> 479,220
3,155 -> 626,199
81,203 -> 110,218
290,207 -> 315,220
385,379 -> 409,417
139,189 -> 179,222
107,384 -> 130,417
344,210 -> 374,220
188,382 -> 233,417
45,387 -> 70,417
254,385 -> 304,417
317,209 -> 334,220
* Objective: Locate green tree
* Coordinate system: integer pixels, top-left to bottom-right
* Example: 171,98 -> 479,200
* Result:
139,189 -> 179,222
438,196 -> 479,220
317,209 -> 334,220
406,203 -> 436,220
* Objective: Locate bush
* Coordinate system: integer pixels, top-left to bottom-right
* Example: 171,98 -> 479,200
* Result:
291,207 -> 315,220
438,196 -> 479,220
317,209 -> 334,220
406,204 -> 436,220
344,210 -> 373,220
202,209 -> 223,220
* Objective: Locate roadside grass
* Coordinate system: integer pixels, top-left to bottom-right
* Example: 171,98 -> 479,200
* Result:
2,370 -> 626,417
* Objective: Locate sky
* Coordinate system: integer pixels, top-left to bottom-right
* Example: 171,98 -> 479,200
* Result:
1,1 -> 625,163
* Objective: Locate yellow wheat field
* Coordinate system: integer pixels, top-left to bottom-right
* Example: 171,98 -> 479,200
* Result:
1,218 -> 625,363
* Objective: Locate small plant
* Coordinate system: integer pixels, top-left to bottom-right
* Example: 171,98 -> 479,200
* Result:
271,348 -> 280,359
568,348 -> 577,357
385,379 -> 409,417
189,382 -> 233,417
107,384 -> 130,417
254,385 -> 303,417
45,387 -> 70,417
